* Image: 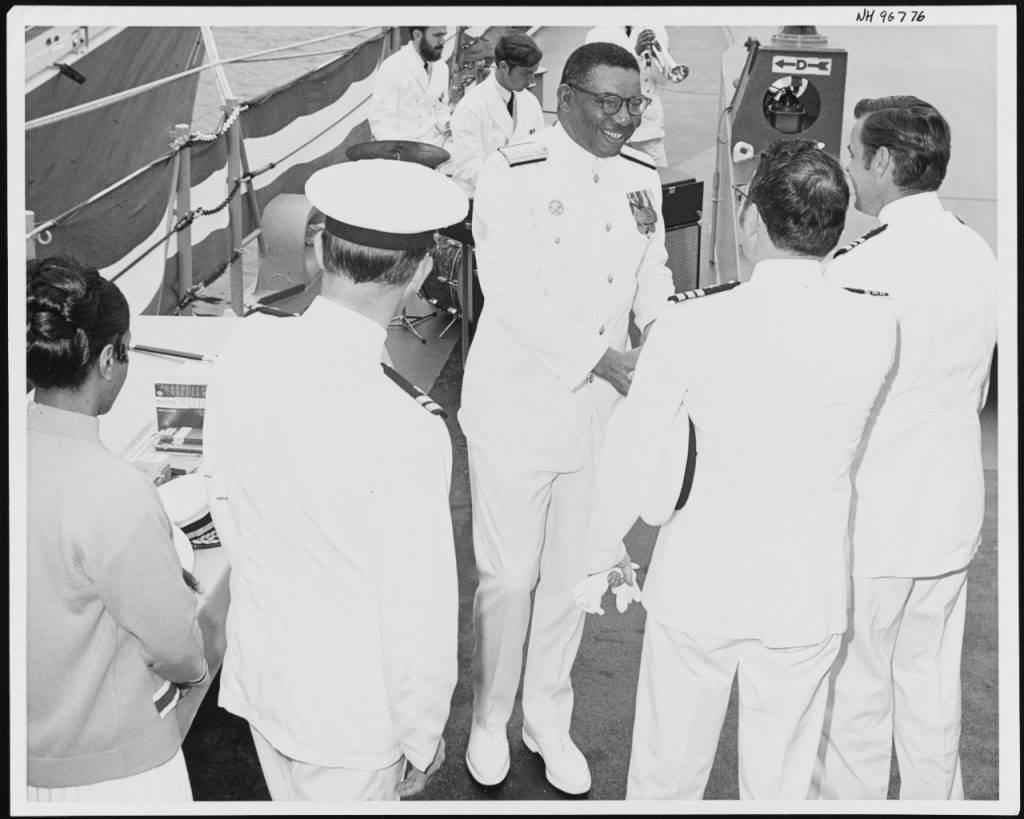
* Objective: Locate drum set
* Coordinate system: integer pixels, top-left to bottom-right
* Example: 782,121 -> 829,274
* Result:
345,140 -> 472,344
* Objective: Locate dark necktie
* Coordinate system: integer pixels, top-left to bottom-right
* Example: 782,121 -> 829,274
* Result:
506,93 -> 515,120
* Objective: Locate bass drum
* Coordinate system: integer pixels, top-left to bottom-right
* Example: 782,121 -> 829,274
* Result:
418,267 -> 460,314
417,236 -> 463,336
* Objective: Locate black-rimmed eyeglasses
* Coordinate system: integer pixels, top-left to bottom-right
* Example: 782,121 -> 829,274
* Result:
567,83 -> 651,116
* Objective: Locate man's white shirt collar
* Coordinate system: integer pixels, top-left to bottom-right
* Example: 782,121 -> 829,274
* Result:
303,295 -> 388,361
550,122 -> 613,174
488,71 -> 512,104
749,258 -> 825,288
878,190 -> 943,225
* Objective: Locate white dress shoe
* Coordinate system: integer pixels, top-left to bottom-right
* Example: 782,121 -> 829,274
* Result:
466,723 -> 510,786
522,728 -> 592,794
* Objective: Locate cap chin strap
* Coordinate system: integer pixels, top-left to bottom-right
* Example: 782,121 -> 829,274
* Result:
324,217 -> 435,250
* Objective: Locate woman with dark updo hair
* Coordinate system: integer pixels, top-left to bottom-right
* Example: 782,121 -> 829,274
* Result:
26,257 -> 207,802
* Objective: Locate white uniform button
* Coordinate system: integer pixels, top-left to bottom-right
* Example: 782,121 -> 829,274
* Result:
554,237 -> 561,244
605,222 -> 612,231
607,274 -> 614,283
593,173 -> 600,183
598,325 -> 605,335
588,374 -> 595,383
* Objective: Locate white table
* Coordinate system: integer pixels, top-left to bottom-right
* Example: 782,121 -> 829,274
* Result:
103,316 -> 242,734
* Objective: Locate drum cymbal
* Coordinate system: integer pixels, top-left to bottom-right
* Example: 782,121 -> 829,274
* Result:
346,140 -> 451,169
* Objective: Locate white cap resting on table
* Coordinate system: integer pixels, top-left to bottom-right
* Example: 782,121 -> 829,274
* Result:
158,473 -> 220,571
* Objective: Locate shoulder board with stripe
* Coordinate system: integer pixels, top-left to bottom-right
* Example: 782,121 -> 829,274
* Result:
832,224 -> 888,258
619,146 -> 657,170
843,287 -> 891,297
668,280 -> 743,303
498,142 -> 549,167
381,363 -> 448,419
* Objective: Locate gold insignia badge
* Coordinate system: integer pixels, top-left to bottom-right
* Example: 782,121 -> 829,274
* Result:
549,200 -> 564,215
627,190 -> 658,236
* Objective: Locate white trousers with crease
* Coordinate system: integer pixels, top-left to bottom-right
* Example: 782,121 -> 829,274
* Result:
815,570 -> 967,799
467,438 -> 596,740
628,618 -> 841,800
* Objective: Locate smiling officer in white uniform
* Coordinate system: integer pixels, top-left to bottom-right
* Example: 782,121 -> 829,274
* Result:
815,96 -> 998,801
369,26 -> 452,147
584,25 -> 684,167
459,41 -> 674,794
203,160 -> 467,801
583,139 -> 897,800
448,33 -> 547,196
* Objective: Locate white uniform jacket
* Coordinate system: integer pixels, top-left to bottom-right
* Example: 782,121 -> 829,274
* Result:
586,261 -> 898,647
584,25 -> 670,143
447,71 -> 547,195
459,123 -> 675,472
203,297 -> 458,772
824,192 -> 998,578
369,41 -> 451,146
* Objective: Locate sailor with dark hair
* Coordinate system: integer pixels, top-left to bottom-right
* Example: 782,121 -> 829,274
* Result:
448,32 -> 547,195
27,257 -> 207,801
459,40 -> 674,794
581,139 -> 898,800
816,96 -> 998,801
203,159 -> 468,801
369,26 -> 452,146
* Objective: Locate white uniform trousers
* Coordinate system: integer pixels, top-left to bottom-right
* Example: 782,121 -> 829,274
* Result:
815,570 -> 967,799
251,726 -> 404,801
627,618 -> 841,800
27,749 -> 193,802
467,438 -> 596,739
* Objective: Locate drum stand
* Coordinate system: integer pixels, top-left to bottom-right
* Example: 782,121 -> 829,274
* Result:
432,274 -> 462,338
390,306 -> 435,343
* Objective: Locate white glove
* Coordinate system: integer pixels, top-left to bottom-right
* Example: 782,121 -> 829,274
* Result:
609,563 -> 643,613
572,563 -> 643,615
573,573 -> 611,615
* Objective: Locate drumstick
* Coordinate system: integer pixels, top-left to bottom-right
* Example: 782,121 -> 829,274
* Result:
131,344 -> 215,362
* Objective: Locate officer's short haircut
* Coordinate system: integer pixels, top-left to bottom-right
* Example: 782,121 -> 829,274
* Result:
494,33 -> 543,69
746,139 -> 850,258
560,42 -> 638,87
321,232 -> 429,287
854,96 -> 950,193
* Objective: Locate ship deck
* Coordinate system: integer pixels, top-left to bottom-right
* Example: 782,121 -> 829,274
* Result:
179,24 -> 1006,804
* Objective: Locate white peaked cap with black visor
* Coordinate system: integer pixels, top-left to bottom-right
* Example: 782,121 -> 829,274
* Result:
305,159 -> 469,250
